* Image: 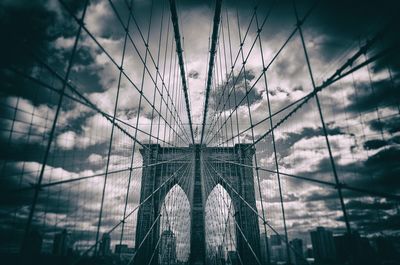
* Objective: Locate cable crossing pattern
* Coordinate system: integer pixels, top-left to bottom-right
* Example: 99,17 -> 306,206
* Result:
0,0 -> 399,265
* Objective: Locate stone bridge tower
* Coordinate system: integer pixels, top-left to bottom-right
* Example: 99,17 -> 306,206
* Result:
134,144 -> 261,265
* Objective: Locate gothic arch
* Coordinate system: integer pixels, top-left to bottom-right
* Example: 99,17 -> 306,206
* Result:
159,184 -> 191,263
205,184 -> 237,263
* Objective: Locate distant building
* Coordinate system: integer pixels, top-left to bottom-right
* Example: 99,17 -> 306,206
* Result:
290,238 -> 305,265
310,227 -> 336,264
115,243 -> 135,260
115,244 -> 135,254
216,245 -> 226,265
260,232 -> 270,265
305,245 -> 313,259
335,232 -> 379,265
268,234 -> 287,263
21,229 -> 43,256
270,234 -> 281,246
227,251 -> 239,265
271,244 -> 287,263
115,244 -> 128,254
334,233 -> 353,263
99,233 -> 111,256
372,236 -> 399,261
53,229 -> 71,256
159,230 -> 177,265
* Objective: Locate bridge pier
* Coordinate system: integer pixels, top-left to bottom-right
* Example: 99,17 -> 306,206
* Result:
190,144 -> 206,265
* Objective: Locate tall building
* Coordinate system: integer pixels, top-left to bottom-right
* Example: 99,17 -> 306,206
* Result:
373,236 -> 398,261
268,234 -> 287,263
115,244 -> 128,254
290,238 -> 305,265
159,229 -> 177,265
335,232 -> 378,265
310,227 -> 336,264
115,244 -> 135,260
305,245 -> 313,259
270,234 -> 281,246
216,245 -> 226,265
271,244 -> 287,263
99,233 -> 111,256
260,232 -> 270,265
21,229 -> 43,256
53,229 -> 71,256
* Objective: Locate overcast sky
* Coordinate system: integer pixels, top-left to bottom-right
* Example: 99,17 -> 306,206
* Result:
0,0 -> 399,260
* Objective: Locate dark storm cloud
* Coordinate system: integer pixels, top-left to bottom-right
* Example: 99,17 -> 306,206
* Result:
363,146 -> 400,187
188,70 -> 199,79
363,139 -> 388,150
0,179 -> 35,207
335,207 -> 400,233
1,178 -> 77,227
294,145 -> 400,195
0,69 -> 64,106
265,117 -> 399,190
0,0 -> 84,67
346,199 -> 396,211
370,116 -> 400,135
0,0 -> 112,102
310,146 -> 398,190
68,46 -> 107,94
262,120 -> 399,234
301,189 -> 340,202
275,126 -> 345,158
209,69 -> 262,111
347,78 -> 400,113
298,0 -> 400,63
0,0 -> 56,67
0,139 -> 46,164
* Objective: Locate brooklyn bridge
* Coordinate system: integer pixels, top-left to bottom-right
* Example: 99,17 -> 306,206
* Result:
0,0 -> 399,265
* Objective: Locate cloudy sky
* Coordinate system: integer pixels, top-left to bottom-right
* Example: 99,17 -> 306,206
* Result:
0,0 -> 399,261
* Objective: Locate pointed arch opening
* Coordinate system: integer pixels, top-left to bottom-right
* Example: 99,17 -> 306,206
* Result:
159,184 -> 190,263
205,184 -> 237,263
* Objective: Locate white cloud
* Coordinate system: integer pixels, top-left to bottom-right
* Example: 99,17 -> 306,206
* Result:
56,131 -> 77,150
0,97 -> 55,144
53,36 -> 75,50
87,153 -> 103,164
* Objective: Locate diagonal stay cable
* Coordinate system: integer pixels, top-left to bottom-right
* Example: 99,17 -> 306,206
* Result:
8,65 -> 175,147
211,31 -> 396,148
247,41 -> 396,150
204,0 -> 316,145
205,160 -> 311,264
207,156 -> 400,201
126,161 -> 192,265
12,155 -> 187,192
58,0 -> 190,146
18,51 -> 149,149
205,1 -> 319,145
69,161 -> 190,265
206,161 -> 261,265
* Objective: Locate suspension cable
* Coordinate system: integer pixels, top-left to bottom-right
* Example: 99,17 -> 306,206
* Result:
169,0 -> 195,144
200,0 -> 223,144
